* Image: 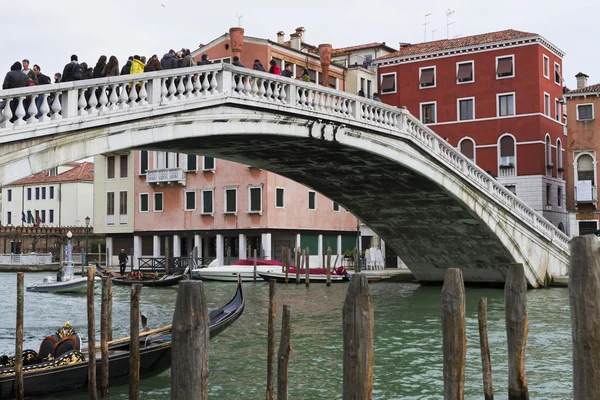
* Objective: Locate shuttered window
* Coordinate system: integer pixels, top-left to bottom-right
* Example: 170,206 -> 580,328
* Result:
457,62 -> 473,82
380,74 -> 396,93
419,68 -> 435,87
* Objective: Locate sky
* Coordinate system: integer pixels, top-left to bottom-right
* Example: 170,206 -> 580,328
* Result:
1,0 -> 597,89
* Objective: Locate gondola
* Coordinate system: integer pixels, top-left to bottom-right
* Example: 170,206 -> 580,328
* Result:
0,279 -> 244,399
110,273 -> 185,287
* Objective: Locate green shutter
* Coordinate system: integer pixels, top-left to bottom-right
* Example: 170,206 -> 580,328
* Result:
300,235 -> 318,255
341,235 -> 357,253
322,235 -> 338,254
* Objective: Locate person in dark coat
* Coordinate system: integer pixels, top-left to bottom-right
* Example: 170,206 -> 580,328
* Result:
61,54 -> 83,82
3,61 -> 28,89
281,63 -> 293,78
33,64 -> 51,85
253,59 -> 265,72
232,56 -> 245,67
54,72 -> 61,83
161,50 -> 178,70
93,55 -> 107,79
80,63 -> 93,80
118,249 -> 129,276
102,56 -> 120,77
197,54 -> 211,66
120,56 -> 133,75
269,59 -> 281,75
358,89 -> 365,97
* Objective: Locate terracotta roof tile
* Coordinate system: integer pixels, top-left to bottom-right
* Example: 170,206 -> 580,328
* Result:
332,42 -> 387,55
376,29 -> 538,61
8,162 -> 94,186
567,83 -> 600,95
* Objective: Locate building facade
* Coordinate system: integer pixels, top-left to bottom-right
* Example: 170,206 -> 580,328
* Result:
564,73 -> 600,236
374,29 -> 568,232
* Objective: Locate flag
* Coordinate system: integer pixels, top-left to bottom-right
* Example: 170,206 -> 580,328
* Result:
36,214 -> 41,226
27,211 -> 34,224
21,212 -> 25,223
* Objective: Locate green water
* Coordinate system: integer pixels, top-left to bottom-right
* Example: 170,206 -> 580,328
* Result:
0,273 -> 572,399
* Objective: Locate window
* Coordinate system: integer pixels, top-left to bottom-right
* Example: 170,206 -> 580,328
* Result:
27,211 -> 33,224
367,80 -> 372,97
419,66 -> 436,88
119,191 -> 127,215
187,154 -> 197,171
120,155 -> 128,178
107,156 -> 115,179
49,186 -> 54,199
106,192 -> 115,216
546,184 -> 552,206
496,55 -> 514,78
140,150 -> 148,175
35,187 -> 40,200
35,210 -> 39,223
275,188 -> 285,208
380,73 -> 396,94
7,212 -> 11,225
7,189 -> 11,202
545,135 -> 552,170
456,61 -> 474,83
27,188 -> 31,200
202,156 -> 215,171
224,188 -> 237,214
579,221 -> 599,235
41,210 -> 46,223
543,55 -> 550,79
41,187 -> 46,200
544,93 -> 551,117
554,62 -> 561,85
459,138 -> 475,162
577,104 -> 594,121
420,102 -> 436,124
577,154 -> 594,182
185,190 -> 196,211
557,187 -> 562,207
49,210 -> 54,223
499,135 -> 516,167
360,77 -> 365,93
48,167 -> 57,177
555,99 -> 561,122
308,191 -> 316,210
333,201 -> 340,212
556,140 -> 563,170
201,189 -> 214,214
497,93 -> 515,117
140,193 -> 149,212
154,193 -> 163,212
249,186 -> 262,213
458,98 -> 474,121
505,185 -> 517,195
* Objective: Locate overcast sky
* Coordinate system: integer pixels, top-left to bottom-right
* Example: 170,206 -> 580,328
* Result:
2,0 -> 597,88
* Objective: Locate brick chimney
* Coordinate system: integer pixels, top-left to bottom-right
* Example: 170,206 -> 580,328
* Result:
576,72 -> 589,89
290,33 -> 301,50
318,44 -> 333,88
229,27 -> 245,59
277,31 -> 285,45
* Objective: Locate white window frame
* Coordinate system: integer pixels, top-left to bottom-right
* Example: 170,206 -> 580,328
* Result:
555,99 -> 561,122
106,155 -> 116,180
456,60 -> 475,85
545,134 -> 553,173
577,103 -> 594,121
118,190 -> 128,225
186,154 -> 198,172
458,137 -> 476,163
275,187 -> 285,209
201,188 -> 214,215
106,191 -> 115,226
332,201 -> 341,212
139,150 -> 149,175
556,138 -> 563,171
543,55 -> 550,79
119,154 -> 129,179
202,156 -> 216,172
153,192 -> 164,213
495,54 -> 515,79
419,66 -> 436,89
496,92 -> 516,117
184,189 -> 196,211
574,151 -> 597,185
139,193 -> 149,212
419,101 -> 437,124
379,72 -> 397,94
308,190 -> 317,211
554,62 -> 561,85
497,133 -> 518,173
248,185 -> 263,214
224,187 -> 238,215
457,96 -> 475,121
544,92 -> 551,117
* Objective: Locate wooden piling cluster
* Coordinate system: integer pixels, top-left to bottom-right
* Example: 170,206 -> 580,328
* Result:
100,276 -> 112,397
15,272 -> 24,400
86,267 -> 98,400
129,284 -> 142,400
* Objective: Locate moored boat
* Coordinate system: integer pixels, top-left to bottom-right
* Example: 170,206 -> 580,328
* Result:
192,259 -> 285,282
111,272 -> 186,287
26,262 -> 94,294
258,266 -> 350,283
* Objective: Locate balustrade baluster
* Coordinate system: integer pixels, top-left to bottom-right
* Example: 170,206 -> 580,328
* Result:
184,76 -> 193,98
51,93 -> 62,120
119,84 -> 129,109
279,83 -> 286,103
319,92 -> 325,109
299,88 -> 307,106
167,78 -> 177,100
26,96 -> 37,124
369,106 -> 375,122
193,73 -> 202,95
209,72 -> 218,93
13,97 -> 26,126
108,86 -> 119,110
0,99 -> 12,128
88,88 -> 99,115
326,94 -> 332,111
128,82 -> 139,106
244,78 -> 252,96
235,75 -> 245,94
258,79 -> 266,99
138,81 -> 148,105
98,86 -> 109,113
272,83 -> 280,101
78,90 -> 87,116
160,78 -> 169,103
346,100 -> 353,117
341,99 -> 348,114
39,94 -> 50,122
176,77 -> 186,100
251,78 -> 259,98
201,73 -> 210,94
266,82 -> 273,100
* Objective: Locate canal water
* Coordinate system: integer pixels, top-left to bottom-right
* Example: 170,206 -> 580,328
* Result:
0,273 -> 572,399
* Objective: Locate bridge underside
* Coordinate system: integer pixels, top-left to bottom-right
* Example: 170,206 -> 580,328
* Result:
144,134 -> 514,284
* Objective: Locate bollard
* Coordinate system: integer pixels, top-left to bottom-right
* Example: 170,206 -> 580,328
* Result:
87,266 -> 97,400
505,263 -> 529,400
441,268 -> 466,400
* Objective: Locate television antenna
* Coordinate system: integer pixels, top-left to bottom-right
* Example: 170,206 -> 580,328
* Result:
432,29 -> 437,41
423,13 -> 432,42
236,13 -> 244,27
446,9 -> 455,39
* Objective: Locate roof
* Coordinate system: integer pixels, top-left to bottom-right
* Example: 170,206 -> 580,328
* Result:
566,83 -> 600,95
8,162 -> 94,186
332,42 -> 395,56
376,29 -> 539,61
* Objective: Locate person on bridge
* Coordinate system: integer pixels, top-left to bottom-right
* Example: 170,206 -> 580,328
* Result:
269,59 -> 281,75
372,92 -> 382,102
232,56 -> 245,67
161,50 -> 178,69
61,55 -> 83,82
281,63 -> 294,78
93,55 -> 107,79
180,49 -> 195,68
197,54 -> 211,66
33,65 -> 51,85
118,249 -> 129,276
253,59 -> 266,72
3,62 -> 29,121
22,59 -> 38,85
144,55 -> 162,72
120,56 -> 133,75
54,72 -> 61,83
130,55 -> 145,75
301,68 -> 310,82
101,56 -> 120,77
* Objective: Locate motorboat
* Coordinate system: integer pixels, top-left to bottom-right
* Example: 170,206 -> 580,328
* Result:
192,259 -> 285,282
26,262 -> 92,294
0,279 -> 244,399
258,266 -> 350,284
110,267 -> 188,287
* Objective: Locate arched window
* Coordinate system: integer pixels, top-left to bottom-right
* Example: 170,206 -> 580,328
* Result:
558,222 -> 565,233
545,135 -> 552,168
556,139 -> 563,170
499,135 -> 516,167
577,154 -> 595,183
459,138 -> 475,162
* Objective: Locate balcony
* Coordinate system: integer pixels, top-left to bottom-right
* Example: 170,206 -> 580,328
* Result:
575,181 -> 598,203
146,168 -> 186,186
498,165 -> 516,177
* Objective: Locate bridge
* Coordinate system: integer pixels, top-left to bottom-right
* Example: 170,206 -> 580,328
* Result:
0,63 -> 569,287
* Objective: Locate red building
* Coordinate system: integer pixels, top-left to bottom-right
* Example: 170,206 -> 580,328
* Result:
374,29 -> 568,232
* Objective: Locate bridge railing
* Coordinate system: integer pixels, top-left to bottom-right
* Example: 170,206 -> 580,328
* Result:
0,63 -> 569,252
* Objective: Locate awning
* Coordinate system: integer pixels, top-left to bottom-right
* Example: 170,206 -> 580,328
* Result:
457,63 -> 472,81
381,75 -> 395,91
420,69 -> 435,86
497,58 -> 513,75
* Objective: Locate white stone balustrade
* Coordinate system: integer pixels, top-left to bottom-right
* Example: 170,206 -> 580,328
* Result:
0,63 -> 569,253
146,168 -> 186,185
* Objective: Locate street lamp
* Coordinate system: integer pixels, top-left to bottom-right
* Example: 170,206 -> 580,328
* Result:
85,216 -> 90,271
65,230 -> 74,279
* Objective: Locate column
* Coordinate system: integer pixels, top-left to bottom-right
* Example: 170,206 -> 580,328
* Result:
318,234 -> 323,267
194,234 -> 202,258
106,237 -> 113,268
216,234 -> 224,266
239,233 -> 247,260
153,235 -> 161,257
203,238 -> 210,261
261,233 -> 272,260
337,235 -> 342,268
296,234 -> 301,250
173,234 -> 181,257
133,235 -> 142,270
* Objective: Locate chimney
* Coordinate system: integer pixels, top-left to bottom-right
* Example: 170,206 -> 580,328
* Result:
295,27 -> 306,43
290,33 -> 301,50
277,31 -> 285,45
576,72 -> 589,89
318,44 -> 333,88
398,42 -> 411,49
229,27 -> 245,59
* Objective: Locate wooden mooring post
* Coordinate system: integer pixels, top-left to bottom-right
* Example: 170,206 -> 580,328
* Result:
478,298 -> 493,400
277,304 -> 293,400
326,246 -> 332,287
253,249 -> 258,282
295,247 -> 301,285
441,268 -> 466,400
342,274 -> 374,399
569,235 -> 600,400
283,247 -> 289,284
505,264 -> 529,400
171,281 -> 210,400
304,247 -> 310,288
15,272 -> 24,400
266,280 -> 276,400
129,284 -> 142,400
100,276 -> 113,397
87,266 -> 98,400
165,239 -> 170,276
